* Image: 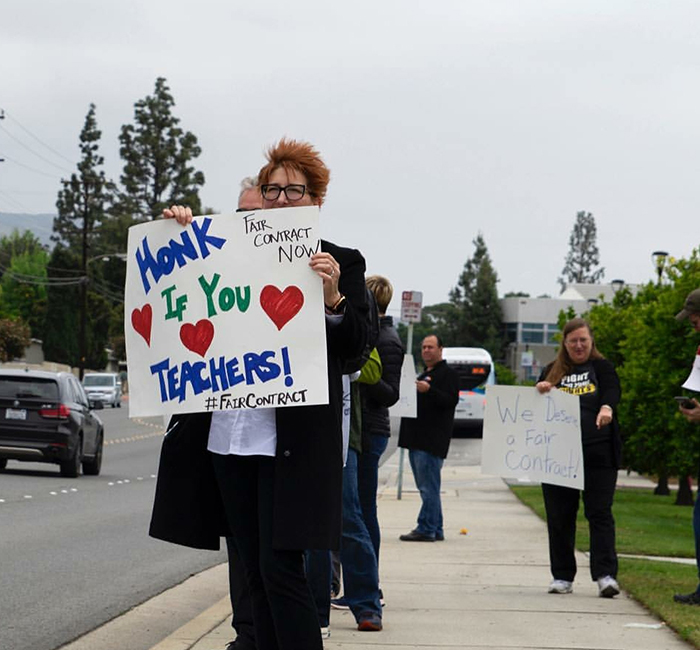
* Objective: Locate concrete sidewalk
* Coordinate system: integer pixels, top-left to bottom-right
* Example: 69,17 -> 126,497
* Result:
147,455 -> 691,650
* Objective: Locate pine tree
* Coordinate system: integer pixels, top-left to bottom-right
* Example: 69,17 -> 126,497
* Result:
559,211 -> 605,290
118,77 -> 205,220
449,234 -> 503,357
53,104 -> 114,257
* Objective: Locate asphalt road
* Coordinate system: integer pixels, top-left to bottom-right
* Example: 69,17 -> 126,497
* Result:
0,403 -> 227,650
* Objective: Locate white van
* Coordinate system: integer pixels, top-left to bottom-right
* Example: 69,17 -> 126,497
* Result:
442,347 -> 495,430
83,373 -> 122,408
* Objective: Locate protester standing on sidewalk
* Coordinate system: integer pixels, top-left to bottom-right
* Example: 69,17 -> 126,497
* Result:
358,275 -> 404,563
150,138 -> 370,650
535,317 -> 622,598
398,334 -> 459,542
673,289 -> 700,606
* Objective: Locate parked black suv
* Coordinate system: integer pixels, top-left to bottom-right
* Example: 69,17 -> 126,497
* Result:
0,369 -> 104,477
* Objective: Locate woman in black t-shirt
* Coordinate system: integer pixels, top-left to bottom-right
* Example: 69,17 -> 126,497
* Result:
536,317 -> 622,598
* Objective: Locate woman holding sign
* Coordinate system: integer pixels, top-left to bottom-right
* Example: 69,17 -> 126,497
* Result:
535,317 -> 622,598
150,139 -> 370,649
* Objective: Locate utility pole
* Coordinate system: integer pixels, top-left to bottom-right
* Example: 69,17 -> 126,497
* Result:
78,179 -> 91,380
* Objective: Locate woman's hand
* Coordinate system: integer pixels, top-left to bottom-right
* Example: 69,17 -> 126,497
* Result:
535,381 -> 553,394
680,399 -> 700,423
596,404 -> 613,429
309,252 -> 341,308
162,205 -> 193,226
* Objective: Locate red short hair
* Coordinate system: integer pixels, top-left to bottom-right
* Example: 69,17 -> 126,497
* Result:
258,138 -> 331,206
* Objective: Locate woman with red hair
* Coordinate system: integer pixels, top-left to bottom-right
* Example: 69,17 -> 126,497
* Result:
152,138 -> 370,649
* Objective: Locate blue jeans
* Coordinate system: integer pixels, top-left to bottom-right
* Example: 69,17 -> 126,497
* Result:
341,448 -> 382,619
304,449 -> 381,623
694,495 -> 700,587
304,550 -> 331,627
408,449 -> 444,538
357,434 -> 389,561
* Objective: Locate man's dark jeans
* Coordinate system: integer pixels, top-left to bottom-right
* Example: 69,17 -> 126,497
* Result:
408,449 -> 444,538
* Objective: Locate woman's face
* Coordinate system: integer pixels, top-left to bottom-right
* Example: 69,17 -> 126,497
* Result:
262,167 -> 317,209
564,326 -> 593,365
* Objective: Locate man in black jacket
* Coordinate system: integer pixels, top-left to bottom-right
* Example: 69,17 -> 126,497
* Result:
398,334 -> 459,542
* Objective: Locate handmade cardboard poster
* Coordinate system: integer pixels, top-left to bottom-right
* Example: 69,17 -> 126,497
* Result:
124,206 -> 328,417
389,354 -> 418,419
481,385 -> 584,489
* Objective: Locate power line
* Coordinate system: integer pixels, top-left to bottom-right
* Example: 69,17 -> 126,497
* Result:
0,154 -> 62,180
0,108 -> 77,167
0,123 -> 74,175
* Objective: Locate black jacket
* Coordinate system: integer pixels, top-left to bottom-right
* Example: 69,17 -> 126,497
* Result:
398,359 -> 459,459
360,315 -> 404,443
149,240 -> 369,551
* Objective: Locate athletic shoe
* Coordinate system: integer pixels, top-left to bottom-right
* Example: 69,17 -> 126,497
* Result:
548,579 -> 573,594
357,612 -> 383,631
435,531 -> 445,541
674,590 -> 700,605
330,596 -> 350,610
320,626 -> 330,639
597,575 -> 620,598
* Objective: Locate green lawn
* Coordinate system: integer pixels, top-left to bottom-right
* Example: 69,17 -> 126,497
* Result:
511,485 -> 695,557
511,485 -> 700,647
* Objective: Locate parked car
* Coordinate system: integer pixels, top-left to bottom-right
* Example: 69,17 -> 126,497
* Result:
0,369 -> 104,477
83,372 -> 122,408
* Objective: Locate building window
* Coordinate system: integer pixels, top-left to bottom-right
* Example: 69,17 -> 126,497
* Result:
546,323 -> 560,345
504,323 -> 518,344
521,322 -> 544,344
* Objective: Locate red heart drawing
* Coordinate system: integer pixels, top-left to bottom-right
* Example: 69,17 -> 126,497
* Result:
260,285 -> 304,330
131,304 -> 152,346
179,319 -> 215,357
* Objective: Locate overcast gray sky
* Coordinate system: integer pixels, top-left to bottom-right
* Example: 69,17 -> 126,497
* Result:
1,0 -> 698,309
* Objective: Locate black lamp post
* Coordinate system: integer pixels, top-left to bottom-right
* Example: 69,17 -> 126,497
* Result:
652,251 -> 668,285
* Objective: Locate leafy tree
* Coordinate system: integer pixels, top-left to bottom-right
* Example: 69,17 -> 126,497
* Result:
0,318 -> 30,362
558,211 -> 605,290
0,249 -> 49,338
0,229 -> 46,275
586,257 -> 700,505
118,77 -> 205,220
449,234 -> 503,358
503,291 -> 530,298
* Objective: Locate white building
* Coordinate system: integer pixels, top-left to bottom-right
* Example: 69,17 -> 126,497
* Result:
501,282 -> 637,381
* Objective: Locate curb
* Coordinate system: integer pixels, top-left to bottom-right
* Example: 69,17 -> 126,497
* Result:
147,597 -> 231,650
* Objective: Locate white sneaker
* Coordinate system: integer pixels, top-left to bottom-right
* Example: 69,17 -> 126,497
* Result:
320,626 -> 331,639
597,575 -> 620,598
548,579 -> 573,594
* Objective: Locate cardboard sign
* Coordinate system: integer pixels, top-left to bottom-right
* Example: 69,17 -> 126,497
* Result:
481,385 -> 584,489
389,354 -> 418,418
124,207 -> 328,417
682,355 -> 700,392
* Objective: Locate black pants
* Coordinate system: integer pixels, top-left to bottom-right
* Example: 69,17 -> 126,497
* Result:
226,536 -> 255,649
211,453 -> 322,650
541,441 -> 618,582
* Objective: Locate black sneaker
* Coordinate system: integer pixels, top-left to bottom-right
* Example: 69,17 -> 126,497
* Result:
674,591 -> 700,605
399,530 -> 435,542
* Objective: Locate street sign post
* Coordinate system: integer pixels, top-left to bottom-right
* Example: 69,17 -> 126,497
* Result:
397,290 -> 423,499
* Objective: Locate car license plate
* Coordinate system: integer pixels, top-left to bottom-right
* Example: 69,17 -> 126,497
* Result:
5,408 -> 27,420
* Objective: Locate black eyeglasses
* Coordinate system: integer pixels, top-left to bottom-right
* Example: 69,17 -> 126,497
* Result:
260,184 -> 307,202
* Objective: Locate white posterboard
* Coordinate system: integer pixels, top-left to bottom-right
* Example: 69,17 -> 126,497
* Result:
389,354 -> 417,418
481,385 -> 584,489
124,206 -> 328,417
682,355 -> 700,392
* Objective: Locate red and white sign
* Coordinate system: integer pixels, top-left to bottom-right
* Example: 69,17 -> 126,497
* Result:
400,290 -> 423,323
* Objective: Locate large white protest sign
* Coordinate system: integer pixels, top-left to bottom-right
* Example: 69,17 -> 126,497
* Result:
389,354 -> 417,418
481,385 -> 583,489
124,206 -> 328,417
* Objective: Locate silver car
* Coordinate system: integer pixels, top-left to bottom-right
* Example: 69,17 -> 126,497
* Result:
83,373 -> 122,408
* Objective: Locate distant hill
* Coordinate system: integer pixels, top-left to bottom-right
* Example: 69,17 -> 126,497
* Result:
0,213 -> 55,248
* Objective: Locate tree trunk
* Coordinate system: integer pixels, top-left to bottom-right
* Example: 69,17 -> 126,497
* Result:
675,475 -> 695,506
654,471 -> 670,496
